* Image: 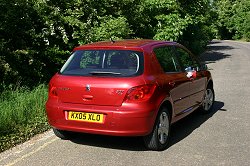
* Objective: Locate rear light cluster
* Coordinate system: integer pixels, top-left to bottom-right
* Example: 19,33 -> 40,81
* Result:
124,84 -> 156,102
49,84 -> 58,97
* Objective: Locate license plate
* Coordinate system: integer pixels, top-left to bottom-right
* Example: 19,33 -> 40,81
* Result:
68,111 -> 104,123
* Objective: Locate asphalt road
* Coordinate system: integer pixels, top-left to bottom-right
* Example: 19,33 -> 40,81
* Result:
1,40 -> 250,166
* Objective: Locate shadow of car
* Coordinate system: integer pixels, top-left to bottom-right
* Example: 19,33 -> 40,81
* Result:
68,101 -> 224,151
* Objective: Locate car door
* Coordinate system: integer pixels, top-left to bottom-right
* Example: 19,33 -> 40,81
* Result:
153,45 -> 192,116
175,46 -> 206,108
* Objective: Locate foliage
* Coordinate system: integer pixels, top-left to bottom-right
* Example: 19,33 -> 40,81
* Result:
154,13 -> 192,41
0,84 -> 50,152
0,84 -> 48,132
215,0 -> 250,41
89,16 -> 132,42
0,0 -> 216,89
2,0 -> 247,152
0,0 -> 69,88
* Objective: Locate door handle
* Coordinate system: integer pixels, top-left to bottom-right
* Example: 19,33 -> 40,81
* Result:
169,81 -> 175,87
189,77 -> 195,82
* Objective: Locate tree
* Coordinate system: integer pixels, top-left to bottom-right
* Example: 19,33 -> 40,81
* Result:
215,0 -> 250,41
0,0 -> 215,89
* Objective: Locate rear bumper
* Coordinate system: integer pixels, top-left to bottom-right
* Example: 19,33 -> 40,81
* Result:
46,100 -> 157,136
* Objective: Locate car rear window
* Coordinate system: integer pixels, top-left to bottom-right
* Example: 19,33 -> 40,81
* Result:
60,50 -> 144,77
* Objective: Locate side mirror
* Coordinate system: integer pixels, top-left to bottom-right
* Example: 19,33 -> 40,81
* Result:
185,67 -> 197,79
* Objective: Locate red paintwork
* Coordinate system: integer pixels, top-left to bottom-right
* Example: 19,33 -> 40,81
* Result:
46,39 -> 212,136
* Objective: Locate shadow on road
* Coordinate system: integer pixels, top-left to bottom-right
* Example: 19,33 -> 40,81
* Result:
70,101 -> 225,151
71,131 -> 147,151
201,41 -> 233,63
168,101 -> 225,147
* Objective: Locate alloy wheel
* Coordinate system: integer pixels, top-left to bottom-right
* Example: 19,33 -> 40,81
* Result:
203,89 -> 214,111
158,112 -> 169,144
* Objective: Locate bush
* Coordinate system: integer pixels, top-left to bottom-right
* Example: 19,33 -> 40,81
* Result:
215,0 -> 250,41
0,0 -> 215,90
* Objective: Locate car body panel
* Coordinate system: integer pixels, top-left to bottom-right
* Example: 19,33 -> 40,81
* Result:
50,74 -> 146,106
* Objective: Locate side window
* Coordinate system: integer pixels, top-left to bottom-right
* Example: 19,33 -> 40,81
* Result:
154,46 -> 181,72
175,47 -> 200,71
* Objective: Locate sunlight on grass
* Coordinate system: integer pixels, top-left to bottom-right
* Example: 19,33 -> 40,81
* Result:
0,85 -> 50,152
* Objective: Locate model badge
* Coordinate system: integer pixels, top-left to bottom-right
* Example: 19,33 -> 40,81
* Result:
116,90 -> 125,95
86,84 -> 91,91
58,87 -> 71,91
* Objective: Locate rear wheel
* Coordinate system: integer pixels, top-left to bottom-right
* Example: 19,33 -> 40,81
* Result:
143,107 -> 170,151
53,128 -> 74,140
201,86 -> 215,113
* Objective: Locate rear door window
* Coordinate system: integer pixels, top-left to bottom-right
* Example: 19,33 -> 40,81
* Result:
60,50 -> 143,77
154,46 -> 181,72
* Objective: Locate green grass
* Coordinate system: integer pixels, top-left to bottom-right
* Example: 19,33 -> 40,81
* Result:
0,84 -> 51,152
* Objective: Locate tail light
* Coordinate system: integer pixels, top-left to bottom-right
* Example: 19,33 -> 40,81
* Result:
48,84 -> 58,97
124,84 -> 156,102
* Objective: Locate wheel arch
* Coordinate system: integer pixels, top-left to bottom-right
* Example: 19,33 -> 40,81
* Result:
207,79 -> 214,89
158,100 -> 173,122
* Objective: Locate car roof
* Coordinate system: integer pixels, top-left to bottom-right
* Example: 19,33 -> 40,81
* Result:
74,39 -> 177,51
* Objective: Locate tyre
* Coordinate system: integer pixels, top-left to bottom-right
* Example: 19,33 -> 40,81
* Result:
143,107 -> 170,151
53,128 -> 74,140
201,86 -> 215,114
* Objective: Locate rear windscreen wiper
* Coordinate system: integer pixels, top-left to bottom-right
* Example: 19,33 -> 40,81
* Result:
89,71 -> 121,75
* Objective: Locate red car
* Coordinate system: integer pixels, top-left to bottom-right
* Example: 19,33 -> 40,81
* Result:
46,39 -> 214,151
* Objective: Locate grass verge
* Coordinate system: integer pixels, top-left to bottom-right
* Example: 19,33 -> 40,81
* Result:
0,84 -> 50,152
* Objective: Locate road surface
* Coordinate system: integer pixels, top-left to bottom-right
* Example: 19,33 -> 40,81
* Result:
1,40 -> 250,166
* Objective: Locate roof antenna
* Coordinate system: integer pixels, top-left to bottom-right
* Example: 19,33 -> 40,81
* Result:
110,37 -> 115,44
